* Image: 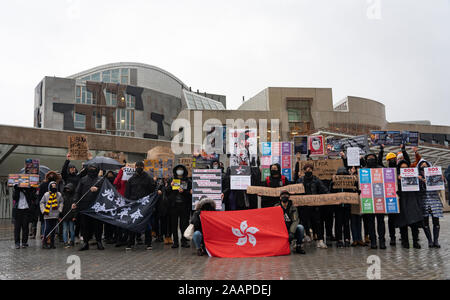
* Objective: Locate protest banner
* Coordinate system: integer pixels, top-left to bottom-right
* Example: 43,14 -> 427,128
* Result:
246,184 -> 305,197
326,135 -> 370,156
68,135 -> 89,160
230,166 -> 251,190
370,131 -> 419,147
358,168 -> 399,214
424,167 -> 445,191
308,136 -> 325,156
332,175 -> 358,190
298,159 -> 344,180
291,193 -> 360,207
347,147 -> 361,166
24,159 -> 39,175
192,169 -> 223,210
8,174 -> 40,188
293,136 -> 309,155
400,168 -> 420,192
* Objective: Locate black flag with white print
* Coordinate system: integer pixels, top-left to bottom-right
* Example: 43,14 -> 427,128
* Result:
81,179 -> 158,233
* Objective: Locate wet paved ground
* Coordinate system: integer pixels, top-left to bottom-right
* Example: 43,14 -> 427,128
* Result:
0,216 -> 449,280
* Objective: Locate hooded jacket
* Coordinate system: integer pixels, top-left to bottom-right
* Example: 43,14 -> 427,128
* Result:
167,165 -> 192,210
364,153 -> 384,169
190,198 -> 217,233
395,160 -> 423,227
40,181 -> 64,220
61,160 -> 87,188
38,171 -> 63,205
61,183 -> 77,220
125,169 -> 156,201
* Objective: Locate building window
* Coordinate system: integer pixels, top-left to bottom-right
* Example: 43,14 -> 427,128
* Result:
288,109 -> 302,122
74,113 -> 86,129
105,90 -> 118,107
115,109 -> 135,132
126,94 -> 135,109
287,99 -> 311,123
121,68 -> 129,84
102,70 -> 111,83
76,86 -> 94,105
111,69 -> 120,84
91,73 -> 101,81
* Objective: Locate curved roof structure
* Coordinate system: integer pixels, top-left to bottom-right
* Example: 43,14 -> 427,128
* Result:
183,90 -> 225,110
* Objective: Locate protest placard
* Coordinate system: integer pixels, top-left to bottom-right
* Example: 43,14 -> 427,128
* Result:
260,142 -> 293,181
332,175 -> 358,190
8,174 -> 40,188
424,167 -> 445,191
358,168 -> 399,214
192,169 -> 223,210
68,135 -> 90,160
400,168 -> 420,192
246,184 -> 305,197
347,147 -> 361,166
370,131 -> 419,147
24,159 -> 39,175
294,136 -> 309,155
291,193 -> 360,207
144,159 -> 174,179
308,136 -> 325,156
326,135 -> 370,156
298,159 -> 344,180
230,166 -> 251,190
122,163 -> 136,181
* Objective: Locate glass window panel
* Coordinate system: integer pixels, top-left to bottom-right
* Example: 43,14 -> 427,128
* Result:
111,69 -> 120,83
102,70 -> 111,83
81,76 -> 90,81
91,73 -> 101,81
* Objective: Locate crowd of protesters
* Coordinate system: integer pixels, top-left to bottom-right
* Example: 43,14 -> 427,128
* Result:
11,146 -> 448,256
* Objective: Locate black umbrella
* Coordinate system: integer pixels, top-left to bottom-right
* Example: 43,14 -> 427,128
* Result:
85,156 -> 124,171
19,165 -> 51,182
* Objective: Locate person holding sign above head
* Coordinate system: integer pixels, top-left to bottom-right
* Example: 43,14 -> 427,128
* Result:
262,164 -> 289,208
418,160 -> 444,248
61,153 -> 88,189
167,164 -> 192,249
275,190 -> 306,255
364,153 -> 387,250
12,184 -> 36,249
396,160 -> 423,249
296,163 -> 329,249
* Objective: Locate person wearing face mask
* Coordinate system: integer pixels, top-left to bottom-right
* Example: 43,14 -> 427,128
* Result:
73,164 -> 104,251
275,190 -> 306,254
60,183 -> 77,248
262,164 -> 289,208
37,171 -> 63,239
167,164 -> 192,249
103,171 -> 118,245
418,160 -> 444,248
40,182 -> 64,249
364,153 -> 388,249
396,160 -> 423,249
61,153 -> 88,188
296,164 -> 329,249
125,161 -> 156,250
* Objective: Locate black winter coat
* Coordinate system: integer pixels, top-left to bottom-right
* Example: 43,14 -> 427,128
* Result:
125,172 -> 156,201
75,175 -> 103,212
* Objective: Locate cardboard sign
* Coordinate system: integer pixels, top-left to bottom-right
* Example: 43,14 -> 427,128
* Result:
347,147 -> 361,167
8,174 -> 40,188
291,193 -> 360,207
400,168 -> 420,192
230,166 -> 251,190
24,159 -> 39,175
309,136 -> 325,156
298,159 -> 344,180
178,157 -> 193,177
68,135 -> 90,161
192,169 -> 223,210
332,175 -> 358,190
424,167 -> 445,191
246,184 -> 305,197
358,168 -> 399,214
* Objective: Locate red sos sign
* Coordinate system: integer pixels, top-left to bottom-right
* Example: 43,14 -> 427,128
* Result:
428,167 -> 439,172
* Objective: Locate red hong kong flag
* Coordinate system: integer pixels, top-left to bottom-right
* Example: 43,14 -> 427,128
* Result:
200,207 -> 291,258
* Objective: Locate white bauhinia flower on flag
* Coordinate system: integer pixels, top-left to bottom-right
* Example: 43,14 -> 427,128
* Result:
232,221 -> 260,247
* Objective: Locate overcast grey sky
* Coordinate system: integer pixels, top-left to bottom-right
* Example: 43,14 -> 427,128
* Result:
0,0 -> 449,127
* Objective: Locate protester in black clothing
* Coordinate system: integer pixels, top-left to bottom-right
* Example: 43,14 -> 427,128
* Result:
296,163 -> 329,249
396,160 -> 423,249
329,167 -> 356,248
61,153 -> 87,189
153,177 -> 171,243
12,186 -> 36,249
61,183 -> 77,248
73,163 -> 104,251
262,163 -> 289,208
191,198 -> 217,256
103,171 -> 118,245
364,153 -> 387,249
167,164 -> 192,249
124,161 -> 156,250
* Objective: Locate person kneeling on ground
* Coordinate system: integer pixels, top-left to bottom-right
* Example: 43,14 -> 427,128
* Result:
275,190 -> 306,254
190,198 -> 217,256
